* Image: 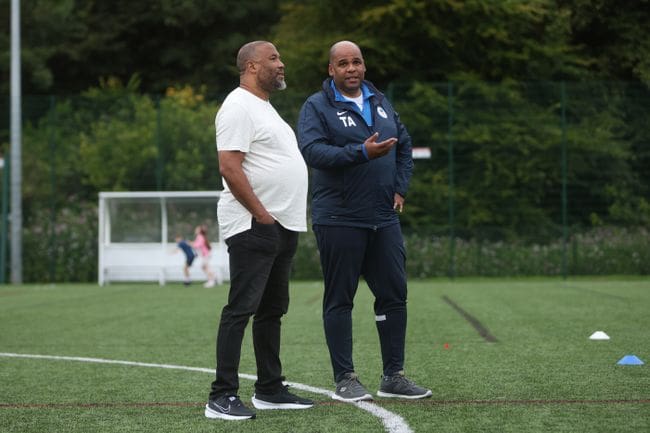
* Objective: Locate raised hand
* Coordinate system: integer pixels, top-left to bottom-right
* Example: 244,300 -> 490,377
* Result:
363,132 -> 397,159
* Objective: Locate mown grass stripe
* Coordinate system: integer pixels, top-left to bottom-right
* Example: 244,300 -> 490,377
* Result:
442,295 -> 498,342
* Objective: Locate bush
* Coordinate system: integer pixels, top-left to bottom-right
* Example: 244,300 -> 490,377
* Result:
403,226 -> 650,277
22,213 -> 649,283
23,201 -> 98,282
568,226 -> 650,275
290,225 -> 650,280
290,230 -> 322,280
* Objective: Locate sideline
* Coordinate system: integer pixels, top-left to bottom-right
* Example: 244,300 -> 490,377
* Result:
0,352 -> 413,433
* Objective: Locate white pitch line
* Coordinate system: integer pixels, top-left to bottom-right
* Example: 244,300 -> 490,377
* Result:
0,352 -> 413,433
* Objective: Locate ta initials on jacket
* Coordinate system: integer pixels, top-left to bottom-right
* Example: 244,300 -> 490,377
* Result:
338,115 -> 357,127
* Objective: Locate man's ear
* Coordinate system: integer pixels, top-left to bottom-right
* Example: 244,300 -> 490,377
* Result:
328,64 -> 334,77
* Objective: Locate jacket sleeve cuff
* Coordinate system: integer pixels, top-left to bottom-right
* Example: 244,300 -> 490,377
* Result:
360,143 -> 369,160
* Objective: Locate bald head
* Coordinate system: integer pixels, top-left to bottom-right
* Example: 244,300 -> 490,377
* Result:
236,40 -> 286,99
329,41 -> 363,64
237,41 -> 273,75
328,40 -> 366,97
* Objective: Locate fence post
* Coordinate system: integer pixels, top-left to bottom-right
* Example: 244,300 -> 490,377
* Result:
0,154 -> 9,283
48,95 -> 57,282
447,82 -> 456,279
561,81 -> 568,279
155,96 -> 163,191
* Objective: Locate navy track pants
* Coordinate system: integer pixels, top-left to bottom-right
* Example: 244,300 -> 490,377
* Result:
313,223 -> 408,383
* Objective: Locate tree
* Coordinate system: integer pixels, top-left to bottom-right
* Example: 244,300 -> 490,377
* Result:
560,0 -> 650,220
273,0 -> 587,94
272,1 -> 648,237
0,0 -> 91,93
562,0 -> 650,83
21,77 -> 220,217
0,0 -> 282,95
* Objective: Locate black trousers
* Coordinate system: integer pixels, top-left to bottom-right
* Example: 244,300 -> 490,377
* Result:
314,223 -> 408,383
209,220 -> 298,399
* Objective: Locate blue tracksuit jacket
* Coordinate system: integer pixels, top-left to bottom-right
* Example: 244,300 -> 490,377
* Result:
297,78 -> 414,228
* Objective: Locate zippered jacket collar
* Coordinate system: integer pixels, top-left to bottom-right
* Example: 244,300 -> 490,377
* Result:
321,78 -> 385,106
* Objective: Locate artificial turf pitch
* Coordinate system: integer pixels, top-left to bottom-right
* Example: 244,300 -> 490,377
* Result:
1,277 -> 648,432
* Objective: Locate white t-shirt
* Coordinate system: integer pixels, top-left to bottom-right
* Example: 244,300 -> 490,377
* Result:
343,94 -> 364,111
215,87 -> 308,240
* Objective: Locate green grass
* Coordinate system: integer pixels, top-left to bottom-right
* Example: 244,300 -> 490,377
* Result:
1,277 -> 649,432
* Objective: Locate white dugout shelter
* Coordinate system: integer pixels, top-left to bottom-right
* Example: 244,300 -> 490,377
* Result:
98,191 -> 229,286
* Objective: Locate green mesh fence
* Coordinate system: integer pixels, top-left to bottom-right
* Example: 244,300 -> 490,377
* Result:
1,82 -> 648,282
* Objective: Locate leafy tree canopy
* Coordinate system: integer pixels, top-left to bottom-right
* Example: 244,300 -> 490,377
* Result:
2,0 -> 649,95
1,0 -> 282,94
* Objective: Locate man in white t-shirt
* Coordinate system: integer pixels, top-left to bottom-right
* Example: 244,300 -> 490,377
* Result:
205,41 -> 313,421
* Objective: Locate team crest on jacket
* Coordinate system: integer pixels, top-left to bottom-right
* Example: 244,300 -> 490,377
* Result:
377,106 -> 388,118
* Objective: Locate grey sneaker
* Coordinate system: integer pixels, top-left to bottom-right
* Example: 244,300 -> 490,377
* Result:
377,373 -> 432,399
205,395 -> 256,420
332,373 -> 373,402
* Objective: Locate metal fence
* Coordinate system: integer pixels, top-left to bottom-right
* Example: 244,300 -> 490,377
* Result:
1,81 -> 649,282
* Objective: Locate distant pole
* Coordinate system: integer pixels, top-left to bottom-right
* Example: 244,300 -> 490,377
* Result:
560,82 -> 568,280
0,157 -> 9,283
10,0 -> 23,283
155,96 -> 163,190
48,96 -> 57,282
447,82 -> 456,279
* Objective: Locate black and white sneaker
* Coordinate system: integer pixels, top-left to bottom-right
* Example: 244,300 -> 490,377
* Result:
377,373 -> 432,399
251,385 -> 314,410
205,395 -> 256,420
332,373 -> 373,402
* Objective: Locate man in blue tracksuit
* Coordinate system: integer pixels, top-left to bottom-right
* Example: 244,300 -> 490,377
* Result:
297,40 -> 432,402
